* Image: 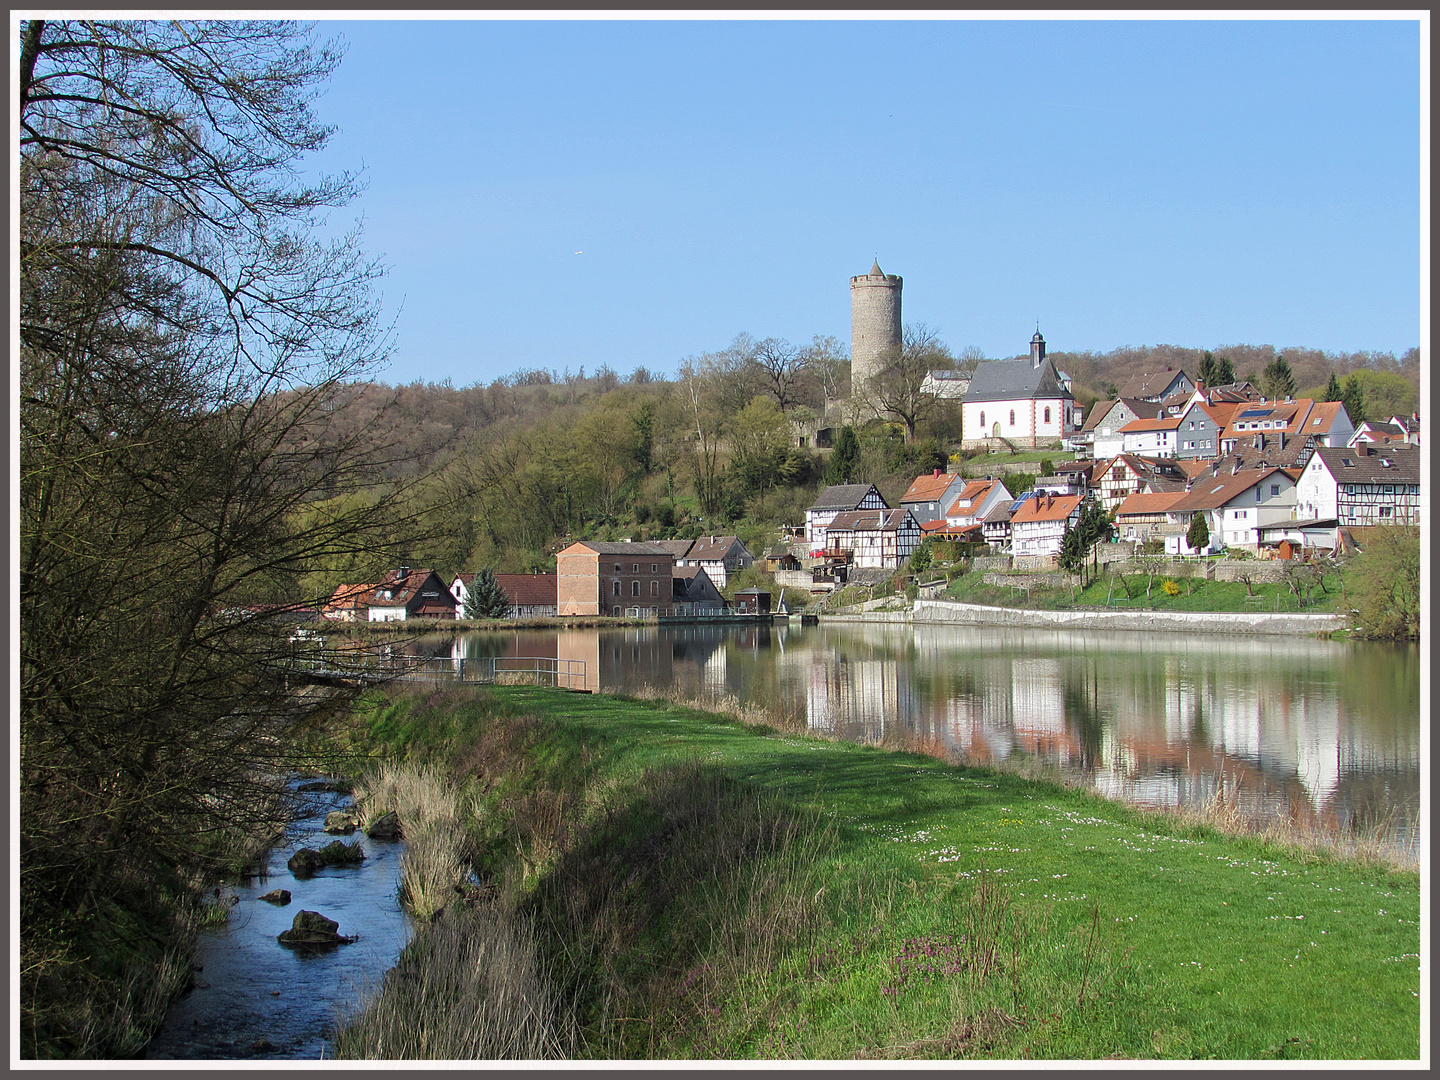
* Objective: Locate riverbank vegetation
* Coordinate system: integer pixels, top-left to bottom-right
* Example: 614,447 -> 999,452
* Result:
18,21 -> 407,1056
328,685 -> 1419,1060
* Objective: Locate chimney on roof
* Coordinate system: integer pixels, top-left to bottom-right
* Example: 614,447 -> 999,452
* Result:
933,468 -> 941,478
1232,461 -> 1240,475
398,566 -> 409,582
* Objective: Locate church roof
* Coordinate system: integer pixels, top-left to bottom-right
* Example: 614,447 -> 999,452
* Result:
963,358 -> 1074,404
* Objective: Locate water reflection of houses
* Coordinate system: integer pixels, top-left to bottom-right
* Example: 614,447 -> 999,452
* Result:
805,650 -> 915,741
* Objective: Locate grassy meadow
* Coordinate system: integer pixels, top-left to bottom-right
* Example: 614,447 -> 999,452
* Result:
328,684 -> 1421,1061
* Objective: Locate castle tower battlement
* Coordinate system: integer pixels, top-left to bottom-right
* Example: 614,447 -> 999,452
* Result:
849,260 -> 902,391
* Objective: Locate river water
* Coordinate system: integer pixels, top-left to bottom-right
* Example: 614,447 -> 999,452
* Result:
143,782 -> 411,1060
431,620 -> 1422,855
143,619 -> 1419,1059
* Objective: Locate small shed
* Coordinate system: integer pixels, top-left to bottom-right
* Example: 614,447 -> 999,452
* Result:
732,588 -> 773,615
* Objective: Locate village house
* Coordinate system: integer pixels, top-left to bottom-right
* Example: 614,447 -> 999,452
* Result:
1113,490 -> 1188,543
981,499 -> 1016,548
1114,367 -> 1194,403
1117,414 -> 1182,458
362,568 -> 457,621
671,565 -> 726,615
822,507 -> 921,568
1218,399 -> 1352,458
1008,492 -> 1084,557
944,477 -> 1014,529
960,332 -> 1082,450
555,541 -> 675,617
1164,466 -> 1298,554
1081,398 -> 1164,459
900,469 -> 968,525
805,483 -> 888,550
1093,454 -> 1187,513
321,582 -> 375,622
1172,399 -> 1241,459
1295,445 -> 1422,528
651,535 -> 754,590
1349,414 -> 1421,448
450,572 -> 559,618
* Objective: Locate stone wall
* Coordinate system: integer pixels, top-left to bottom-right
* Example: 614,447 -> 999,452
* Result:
968,555 -> 1013,572
1212,561 -> 1290,585
1105,558 -> 1209,580
983,571 -> 1080,590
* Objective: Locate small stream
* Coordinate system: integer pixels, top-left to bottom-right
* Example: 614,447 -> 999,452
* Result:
143,781 -> 413,1060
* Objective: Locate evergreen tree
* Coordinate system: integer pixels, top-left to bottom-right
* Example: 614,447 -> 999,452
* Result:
1198,351 -> 1219,387
824,425 -> 860,485
1342,375 -> 1366,426
463,568 -> 512,619
1215,356 -> 1236,386
1262,356 -> 1296,400
1323,373 -> 1343,402
1186,512 -> 1211,554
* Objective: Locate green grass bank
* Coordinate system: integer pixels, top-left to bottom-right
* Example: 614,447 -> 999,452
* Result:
330,684 -> 1420,1061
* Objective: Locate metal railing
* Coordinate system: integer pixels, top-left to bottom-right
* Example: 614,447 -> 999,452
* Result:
281,648 -> 587,691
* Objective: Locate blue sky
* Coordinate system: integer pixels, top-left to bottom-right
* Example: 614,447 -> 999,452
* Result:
304,16 -> 1424,388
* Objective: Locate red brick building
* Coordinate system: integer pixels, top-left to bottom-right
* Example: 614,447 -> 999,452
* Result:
556,541 -> 675,617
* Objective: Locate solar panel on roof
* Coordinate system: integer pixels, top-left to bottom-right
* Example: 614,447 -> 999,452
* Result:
1238,408 -> 1272,418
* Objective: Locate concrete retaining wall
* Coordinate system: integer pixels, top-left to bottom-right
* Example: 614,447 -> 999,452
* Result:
909,598 -> 1344,636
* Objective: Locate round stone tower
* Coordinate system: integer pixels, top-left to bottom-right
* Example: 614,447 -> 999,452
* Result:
849,259 -> 902,391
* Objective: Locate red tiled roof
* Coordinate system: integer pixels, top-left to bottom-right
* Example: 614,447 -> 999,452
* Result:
1114,491 -> 1188,517
1118,416 -> 1181,433
901,471 -> 956,504
1010,494 -> 1083,524
494,574 -> 557,607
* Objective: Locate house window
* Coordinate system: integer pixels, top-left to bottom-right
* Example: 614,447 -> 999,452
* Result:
1379,506 -> 1393,517
633,563 -> 640,573
613,580 -> 621,596
632,581 -> 641,597
1271,484 -> 1280,495
613,606 -> 622,616
1009,410 -> 1015,426
1044,407 -> 1051,424
980,411 -> 985,428
651,563 -> 658,572
615,563 -> 622,572
650,580 -> 659,597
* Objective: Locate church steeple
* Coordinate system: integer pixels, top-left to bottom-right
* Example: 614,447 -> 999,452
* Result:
1030,326 -> 1046,369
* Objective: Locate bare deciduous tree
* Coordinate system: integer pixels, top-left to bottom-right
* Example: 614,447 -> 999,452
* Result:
20,19 -> 420,1055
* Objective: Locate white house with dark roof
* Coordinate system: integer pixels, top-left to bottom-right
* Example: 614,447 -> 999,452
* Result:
1295,445 -> 1421,527
1164,467 -> 1298,552
651,535 -> 753,589
1082,398 -> 1164,459
960,332 -> 1081,449
805,483 -> 888,549
1115,367 -> 1194,402
822,507 -> 921,568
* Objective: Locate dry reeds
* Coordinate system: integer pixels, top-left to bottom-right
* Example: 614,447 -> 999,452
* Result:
354,763 -> 476,920
334,902 -> 573,1059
